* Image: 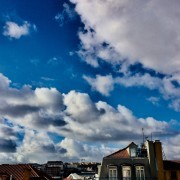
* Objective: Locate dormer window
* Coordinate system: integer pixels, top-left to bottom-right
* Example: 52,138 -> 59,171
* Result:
130,147 -> 136,157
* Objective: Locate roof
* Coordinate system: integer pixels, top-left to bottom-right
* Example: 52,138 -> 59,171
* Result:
105,142 -> 137,158
47,161 -> 63,164
163,160 -> 180,170
0,164 -> 51,180
66,173 -> 84,180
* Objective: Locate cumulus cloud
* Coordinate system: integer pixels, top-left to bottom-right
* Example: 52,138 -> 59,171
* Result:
58,138 -> 116,161
71,0 -> 180,112
62,91 -> 169,142
3,21 -> 37,39
63,90 -> 103,124
163,134 -> 180,159
71,0 -> 180,75
0,73 -> 179,162
15,130 -> 63,163
0,121 -> 23,155
0,73 -> 65,131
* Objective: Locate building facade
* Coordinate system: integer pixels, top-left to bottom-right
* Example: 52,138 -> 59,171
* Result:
44,161 -> 64,179
98,140 -> 180,180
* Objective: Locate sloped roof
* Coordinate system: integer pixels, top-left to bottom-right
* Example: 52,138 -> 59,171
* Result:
66,173 -> 84,180
105,142 -> 137,158
0,164 -> 51,180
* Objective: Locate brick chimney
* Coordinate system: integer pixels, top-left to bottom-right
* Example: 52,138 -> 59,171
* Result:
1,174 -> 9,180
154,140 -> 165,180
23,168 -> 31,180
145,140 -> 157,179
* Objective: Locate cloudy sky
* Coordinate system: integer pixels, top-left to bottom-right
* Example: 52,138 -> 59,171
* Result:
0,0 -> 179,163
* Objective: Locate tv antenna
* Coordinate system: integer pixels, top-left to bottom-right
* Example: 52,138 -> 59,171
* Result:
142,128 -> 145,144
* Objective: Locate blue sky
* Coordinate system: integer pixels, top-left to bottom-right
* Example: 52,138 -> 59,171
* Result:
0,0 -> 179,163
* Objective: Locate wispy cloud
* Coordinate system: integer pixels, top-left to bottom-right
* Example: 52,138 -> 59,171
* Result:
30,58 -> 40,66
83,72 -> 180,112
47,57 -> 62,66
41,77 -> 55,81
55,3 -> 76,27
147,96 -> 160,106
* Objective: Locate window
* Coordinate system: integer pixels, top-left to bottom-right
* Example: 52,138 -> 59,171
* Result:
109,166 -> 117,180
122,166 -> 131,180
130,148 -> 136,157
136,166 -> 145,180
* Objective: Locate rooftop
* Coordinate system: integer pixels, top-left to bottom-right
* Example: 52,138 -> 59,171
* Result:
0,164 -> 51,180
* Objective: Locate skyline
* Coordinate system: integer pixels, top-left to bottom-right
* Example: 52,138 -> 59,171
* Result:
0,0 -> 179,163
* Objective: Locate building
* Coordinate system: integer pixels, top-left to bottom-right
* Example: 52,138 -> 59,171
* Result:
0,164 -> 52,180
44,161 -> 64,179
65,173 -> 84,180
98,140 -> 180,180
163,160 -> 180,180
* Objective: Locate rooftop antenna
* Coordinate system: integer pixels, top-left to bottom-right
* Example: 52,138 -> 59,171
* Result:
151,132 -> 153,141
142,128 -> 145,144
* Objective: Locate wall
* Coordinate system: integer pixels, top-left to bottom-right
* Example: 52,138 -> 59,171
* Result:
100,157 -> 151,180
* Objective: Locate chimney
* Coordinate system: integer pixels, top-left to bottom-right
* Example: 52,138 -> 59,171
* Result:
1,174 -> 9,180
154,140 -> 165,180
23,167 -> 31,180
145,140 -> 157,179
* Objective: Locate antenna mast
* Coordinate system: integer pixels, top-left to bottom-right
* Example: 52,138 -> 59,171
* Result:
142,128 -> 144,144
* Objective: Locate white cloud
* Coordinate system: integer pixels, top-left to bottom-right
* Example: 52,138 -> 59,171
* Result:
83,73 -> 180,111
58,138 -> 117,162
15,130 -> 58,163
47,57 -> 62,65
169,99 -> 180,112
115,73 -> 161,90
71,0 -> 180,75
73,0 -> 180,111
62,3 -> 76,19
147,96 -> 160,106
3,21 -> 37,39
0,73 -> 178,162
84,73 -> 152,97
41,77 -> 55,81
62,91 -> 169,142
55,3 -> 76,27
0,73 -> 65,130
163,134 -> 180,159
83,74 -> 114,96
63,90 -> 101,123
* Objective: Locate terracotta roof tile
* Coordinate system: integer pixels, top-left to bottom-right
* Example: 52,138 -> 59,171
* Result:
0,164 -> 51,180
106,149 -> 130,158
105,142 -> 137,158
